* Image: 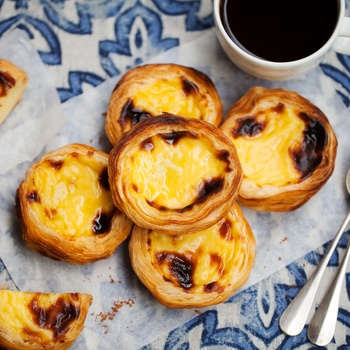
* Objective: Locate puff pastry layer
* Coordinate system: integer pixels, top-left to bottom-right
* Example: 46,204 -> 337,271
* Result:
0,290 -> 92,350
129,202 -> 256,308
0,58 -> 28,124
16,143 -> 133,264
105,63 -> 223,145
108,114 -> 243,235
220,87 -> 338,211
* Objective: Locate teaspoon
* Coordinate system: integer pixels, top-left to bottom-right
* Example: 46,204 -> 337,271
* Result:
307,172 -> 350,345
279,168 -> 350,337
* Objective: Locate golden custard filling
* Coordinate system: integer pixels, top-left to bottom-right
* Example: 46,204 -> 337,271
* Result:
148,210 -> 249,293
127,132 -> 229,209
132,77 -> 208,119
231,105 -> 307,187
0,291 -> 81,342
27,153 -> 115,239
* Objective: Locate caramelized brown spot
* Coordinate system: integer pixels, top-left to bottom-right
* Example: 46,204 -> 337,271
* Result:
210,253 -> 223,269
156,252 -> 195,290
217,149 -> 232,172
147,237 -> 152,247
272,102 -> 286,114
28,293 -> 80,340
27,190 -> 40,203
71,152 -> 79,158
92,209 -> 114,234
160,130 -> 198,146
146,199 -> 166,211
119,99 -> 152,129
44,208 -> 57,219
210,253 -> 225,278
204,281 -> 224,293
99,167 -> 110,191
182,77 -> 199,95
141,137 -> 154,151
70,293 -> 79,301
132,183 -> 139,193
232,116 -> 266,138
0,71 -> 16,97
289,113 -> 327,180
146,177 -> 224,213
217,149 -> 230,162
197,177 -> 224,202
47,159 -> 64,170
219,219 -> 233,241
87,150 -> 94,157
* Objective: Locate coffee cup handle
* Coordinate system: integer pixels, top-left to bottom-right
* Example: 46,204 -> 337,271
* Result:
333,17 -> 350,55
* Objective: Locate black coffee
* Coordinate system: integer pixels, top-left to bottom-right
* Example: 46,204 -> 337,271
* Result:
221,0 -> 338,62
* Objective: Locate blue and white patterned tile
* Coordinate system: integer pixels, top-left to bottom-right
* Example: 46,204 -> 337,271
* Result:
0,0 -> 214,102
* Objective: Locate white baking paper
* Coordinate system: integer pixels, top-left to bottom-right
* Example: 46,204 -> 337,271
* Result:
0,29 -> 349,349
0,29 -> 65,175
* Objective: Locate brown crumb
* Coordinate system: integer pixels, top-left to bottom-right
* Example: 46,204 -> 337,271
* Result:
109,275 -> 115,284
111,299 -> 135,316
278,257 -> 282,261
194,310 -> 202,315
280,237 -> 288,244
96,298 -> 135,332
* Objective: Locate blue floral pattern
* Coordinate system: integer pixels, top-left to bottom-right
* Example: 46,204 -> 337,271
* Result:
0,1 -> 349,349
0,0 -> 213,101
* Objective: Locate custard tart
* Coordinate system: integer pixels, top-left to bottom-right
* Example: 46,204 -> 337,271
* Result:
0,290 -> 92,350
0,58 -> 28,124
129,202 -> 255,308
105,63 -> 223,145
16,143 -> 133,264
220,87 -> 338,211
108,114 -> 243,235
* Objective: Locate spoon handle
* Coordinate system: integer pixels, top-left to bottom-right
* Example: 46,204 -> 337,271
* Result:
279,209 -> 350,336
307,240 -> 350,346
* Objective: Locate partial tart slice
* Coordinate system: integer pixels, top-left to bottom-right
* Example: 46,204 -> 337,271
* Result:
105,63 -> 223,145
108,114 -> 243,235
129,202 -> 256,308
220,86 -> 338,211
0,290 -> 92,350
16,143 -> 134,264
0,58 -> 28,124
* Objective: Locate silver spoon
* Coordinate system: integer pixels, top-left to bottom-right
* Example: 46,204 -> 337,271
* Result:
279,168 -> 350,337
308,208 -> 350,342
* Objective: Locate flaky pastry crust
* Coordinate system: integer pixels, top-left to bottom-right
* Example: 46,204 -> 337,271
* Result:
108,114 -> 243,235
220,86 -> 338,211
105,63 -> 223,145
0,58 -> 28,124
0,290 -> 92,350
129,202 -> 256,308
16,143 -> 134,264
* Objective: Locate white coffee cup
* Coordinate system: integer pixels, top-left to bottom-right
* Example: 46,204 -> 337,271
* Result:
213,0 -> 350,80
